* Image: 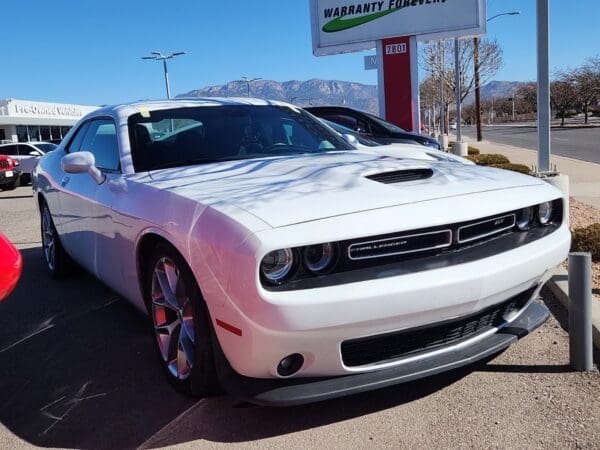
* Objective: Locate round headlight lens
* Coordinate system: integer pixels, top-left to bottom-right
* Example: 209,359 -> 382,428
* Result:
538,202 -> 553,225
261,248 -> 294,283
517,207 -> 535,230
303,243 -> 336,274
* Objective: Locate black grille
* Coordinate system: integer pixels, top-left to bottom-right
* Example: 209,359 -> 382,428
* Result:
366,169 -> 433,184
458,214 -> 516,243
0,159 -> 8,170
341,287 -> 536,367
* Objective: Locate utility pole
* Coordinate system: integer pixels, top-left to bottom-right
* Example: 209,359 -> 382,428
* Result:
512,91 -> 516,122
474,37 -> 482,141
440,44 -> 445,136
473,11 -> 521,141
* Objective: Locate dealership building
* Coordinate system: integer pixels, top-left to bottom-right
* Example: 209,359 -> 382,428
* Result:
0,99 -> 98,144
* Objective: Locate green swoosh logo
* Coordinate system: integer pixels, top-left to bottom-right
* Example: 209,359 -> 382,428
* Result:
322,7 -> 402,33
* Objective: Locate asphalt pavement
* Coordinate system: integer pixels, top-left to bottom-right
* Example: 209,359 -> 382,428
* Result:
0,186 -> 599,449
462,124 -> 600,164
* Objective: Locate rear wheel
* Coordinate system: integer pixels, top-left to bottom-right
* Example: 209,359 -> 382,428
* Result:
40,202 -> 76,278
20,174 -> 31,185
146,243 -> 218,396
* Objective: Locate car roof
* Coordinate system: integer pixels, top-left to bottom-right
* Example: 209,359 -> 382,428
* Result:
86,98 -> 297,123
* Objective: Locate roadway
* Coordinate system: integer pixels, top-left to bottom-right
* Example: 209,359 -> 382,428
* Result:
462,124 -> 600,165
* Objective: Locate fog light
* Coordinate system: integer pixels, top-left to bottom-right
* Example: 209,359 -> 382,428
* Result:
277,353 -> 304,377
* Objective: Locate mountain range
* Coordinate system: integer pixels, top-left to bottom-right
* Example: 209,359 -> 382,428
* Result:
178,79 -> 524,114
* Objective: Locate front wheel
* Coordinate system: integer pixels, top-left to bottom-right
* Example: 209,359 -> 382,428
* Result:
146,243 -> 219,396
0,177 -> 19,191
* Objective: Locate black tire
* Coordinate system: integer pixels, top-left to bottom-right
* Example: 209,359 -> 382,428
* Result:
145,242 -> 219,396
40,201 -> 76,278
20,173 -> 31,185
0,177 -> 19,191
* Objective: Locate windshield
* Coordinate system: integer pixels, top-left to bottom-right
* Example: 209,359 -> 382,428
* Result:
33,143 -> 57,153
128,105 -> 354,172
363,112 -> 406,134
322,119 -> 379,147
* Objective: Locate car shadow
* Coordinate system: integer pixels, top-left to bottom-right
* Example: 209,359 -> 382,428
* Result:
0,247 -> 548,449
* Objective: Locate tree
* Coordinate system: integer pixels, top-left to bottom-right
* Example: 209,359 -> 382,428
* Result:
574,56 -> 600,124
515,82 -> 538,115
551,70 -> 578,126
422,39 -> 503,105
421,38 -> 503,139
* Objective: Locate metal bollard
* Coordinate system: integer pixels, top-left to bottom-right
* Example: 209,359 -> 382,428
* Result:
568,252 -> 593,371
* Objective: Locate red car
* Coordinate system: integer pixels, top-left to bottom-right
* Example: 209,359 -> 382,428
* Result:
0,233 -> 22,301
0,155 -> 21,191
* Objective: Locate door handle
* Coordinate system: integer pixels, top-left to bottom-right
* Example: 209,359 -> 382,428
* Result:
61,176 -> 70,187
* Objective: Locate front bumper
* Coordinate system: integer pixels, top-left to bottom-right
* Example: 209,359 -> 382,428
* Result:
216,300 -> 549,406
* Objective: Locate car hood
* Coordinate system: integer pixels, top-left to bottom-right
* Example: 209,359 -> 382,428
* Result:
359,143 -> 474,164
146,151 -> 544,228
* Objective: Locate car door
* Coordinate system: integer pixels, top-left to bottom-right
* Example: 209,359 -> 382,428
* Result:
16,144 -> 41,174
57,118 -> 120,275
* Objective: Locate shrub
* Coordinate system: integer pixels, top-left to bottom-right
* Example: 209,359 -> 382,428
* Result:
571,223 -> 600,262
489,163 -> 532,175
471,153 -> 510,166
468,146 -> 480,156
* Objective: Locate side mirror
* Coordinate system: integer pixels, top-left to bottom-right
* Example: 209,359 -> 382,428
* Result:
29,150 -> 42,157
61,151 -> 105,184
342,133 -> 359,147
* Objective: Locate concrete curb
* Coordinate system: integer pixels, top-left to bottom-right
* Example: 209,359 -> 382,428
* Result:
547,267 -> 600,350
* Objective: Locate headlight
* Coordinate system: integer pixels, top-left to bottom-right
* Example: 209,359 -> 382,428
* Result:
261,248 -> 294,283
303,243 -> 336,274
517,207 -> 535,230
538,202 -> 553,225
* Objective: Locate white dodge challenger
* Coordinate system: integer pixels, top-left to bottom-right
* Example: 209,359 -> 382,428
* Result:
33,99 -> 570,406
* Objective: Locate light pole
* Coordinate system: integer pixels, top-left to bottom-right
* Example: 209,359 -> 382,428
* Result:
473,11 -> 521,141
537,0 -> 550,172
241,77 -> 262,97
141,51 -> 186,99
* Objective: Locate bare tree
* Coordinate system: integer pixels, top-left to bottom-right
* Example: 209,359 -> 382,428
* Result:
421,39 -> 503,105
574,56 -> 600,124
515,82 -> 538,115
551,70 -> 578,126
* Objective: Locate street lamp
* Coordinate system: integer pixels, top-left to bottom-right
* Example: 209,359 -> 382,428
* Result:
241,77 -> 262,97
141,51 -> 186,99
473,11 -> 521,141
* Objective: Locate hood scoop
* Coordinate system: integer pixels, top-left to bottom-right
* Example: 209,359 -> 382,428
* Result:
366,168 -> 434,185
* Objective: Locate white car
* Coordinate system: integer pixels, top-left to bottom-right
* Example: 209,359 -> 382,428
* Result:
0,142 -> 57,183
33,99 -> 570,406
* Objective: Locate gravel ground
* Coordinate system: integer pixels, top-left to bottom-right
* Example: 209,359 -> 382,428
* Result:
0,186 -> 599,449
567,198 -> 600,296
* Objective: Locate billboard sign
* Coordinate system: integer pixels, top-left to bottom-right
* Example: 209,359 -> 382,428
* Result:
310,0 -> 486,56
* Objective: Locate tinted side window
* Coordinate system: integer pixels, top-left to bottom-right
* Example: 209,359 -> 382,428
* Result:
80,119 -> 120,171
0,145 -> 18,156
17,145 -> 34,156
67,122 -> 90,153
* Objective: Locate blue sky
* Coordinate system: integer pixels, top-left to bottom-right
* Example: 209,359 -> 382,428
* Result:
1,0 -> 598,105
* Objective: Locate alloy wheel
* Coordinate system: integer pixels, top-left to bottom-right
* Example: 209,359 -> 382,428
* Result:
151,257 -> 195,380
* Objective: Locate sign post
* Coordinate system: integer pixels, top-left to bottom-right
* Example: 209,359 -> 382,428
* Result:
309,0 -> 486,132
